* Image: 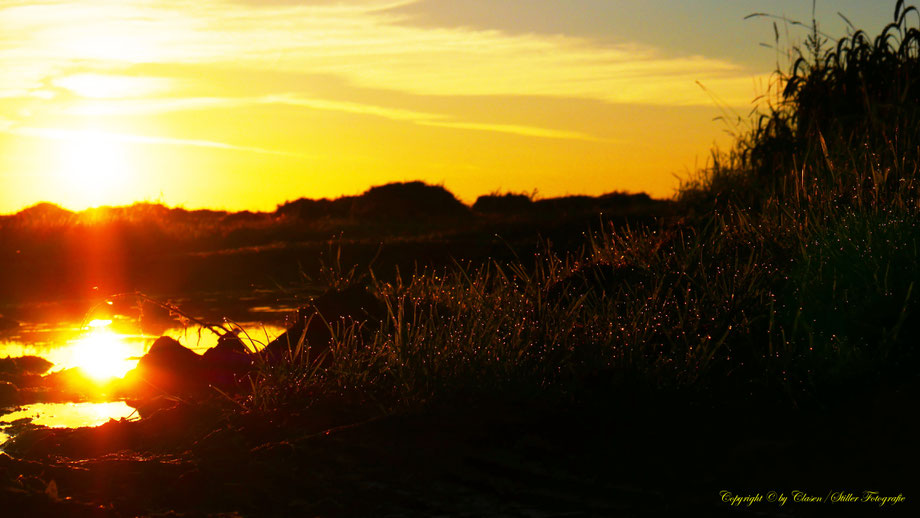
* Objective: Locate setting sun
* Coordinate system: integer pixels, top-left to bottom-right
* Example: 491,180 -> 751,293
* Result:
54,73 -> 173,100
55,130 -> 132,209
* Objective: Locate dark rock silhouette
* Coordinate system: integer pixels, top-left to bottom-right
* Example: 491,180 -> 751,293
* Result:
0,356 -> 53,376
122,334 -> 258,411
123,336 -> 205,404
201,333 -> 253,391
0,357 -> 54,399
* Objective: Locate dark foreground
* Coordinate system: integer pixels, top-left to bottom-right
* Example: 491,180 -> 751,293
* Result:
1,381 -> 917,518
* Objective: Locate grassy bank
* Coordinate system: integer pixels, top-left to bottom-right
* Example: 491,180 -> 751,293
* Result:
244,2 -> 920,414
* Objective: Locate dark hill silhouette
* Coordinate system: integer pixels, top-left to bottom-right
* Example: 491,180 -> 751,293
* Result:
350,181 -> 470,221
276,196 -> 354,220
474,190 -> 657,218
0,181 -> 667,305
220,210 -> 270,225
11,202 -> 74,226
5,182 -> 660,229
533,191 -> 653,214
472,193 -> 533,214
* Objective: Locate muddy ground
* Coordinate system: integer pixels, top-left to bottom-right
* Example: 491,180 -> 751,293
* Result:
1,381 -> 917,517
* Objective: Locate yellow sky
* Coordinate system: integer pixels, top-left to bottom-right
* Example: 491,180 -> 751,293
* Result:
0,0 -> 770,213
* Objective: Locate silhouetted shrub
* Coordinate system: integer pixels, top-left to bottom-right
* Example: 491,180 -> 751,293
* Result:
533,195 -> 599,216
350,181 -> 469,222
784,2 -> 920,143
682,1 -> 920,208
11,203 -> 73,226
472,193 -> 533,214
598,191 -> 652,205
220,210 -> 270,225
275,197 -> 354,220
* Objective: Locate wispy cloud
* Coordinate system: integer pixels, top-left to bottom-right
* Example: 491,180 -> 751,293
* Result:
262,94 -> 444,123
0,0 -> 759,107
61,93 -> 605,142
7,125 -> 301,157
52,73 -> 177,99
62,96 -> 247,116
420,121 -> 603,142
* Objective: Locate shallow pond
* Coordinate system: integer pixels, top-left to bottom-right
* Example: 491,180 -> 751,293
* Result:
0,402 -> 138,447
1,318 -> 288,379
0,295 -> 293,441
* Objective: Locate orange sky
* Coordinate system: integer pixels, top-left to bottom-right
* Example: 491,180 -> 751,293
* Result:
0,0 -> 889,213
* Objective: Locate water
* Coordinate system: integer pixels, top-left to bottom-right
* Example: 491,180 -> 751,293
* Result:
2,318 -> 150,380
0,297 -> 293,444
1,318 -> 288,380
0,402 -> 137,447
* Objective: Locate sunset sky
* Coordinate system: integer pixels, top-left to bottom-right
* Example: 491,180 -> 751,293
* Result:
0,0 -> 892,213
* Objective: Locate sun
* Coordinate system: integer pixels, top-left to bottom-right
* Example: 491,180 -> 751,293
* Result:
54,74 -> 171,100
56,130 -> 131,209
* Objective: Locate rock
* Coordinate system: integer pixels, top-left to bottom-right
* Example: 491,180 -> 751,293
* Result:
0,356 -> 53,376
203,332 -> 250,359
140,336 -> 201,374
122,336 -> 205,401
0,359 -> 45,405
260,284 -> 385,365
201,333 -> 253,391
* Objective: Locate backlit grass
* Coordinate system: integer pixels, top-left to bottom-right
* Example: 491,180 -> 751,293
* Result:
243,1 -> 920,412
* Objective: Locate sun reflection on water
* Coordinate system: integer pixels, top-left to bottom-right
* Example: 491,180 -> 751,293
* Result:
0,305 -> 290,444
45,318 -> 146,382
0,318 -> 287,380
69,327 -> 140,381
0,401 -> 137,447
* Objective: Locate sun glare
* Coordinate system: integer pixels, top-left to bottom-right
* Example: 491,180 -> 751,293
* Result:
53,74 -> 172,99
70,327 -> 139,381
56,130 -> 131,208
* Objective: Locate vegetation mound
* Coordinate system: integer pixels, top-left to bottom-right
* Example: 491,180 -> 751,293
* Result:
237,2 -> 920,409
472,192 -> 534,214
349,181 -> 470,221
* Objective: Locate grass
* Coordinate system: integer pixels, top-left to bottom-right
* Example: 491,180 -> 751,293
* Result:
236,1 -> 920,415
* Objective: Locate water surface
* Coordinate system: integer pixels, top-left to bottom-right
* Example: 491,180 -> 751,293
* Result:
0,296 -> 293,441
0,401 -> 137,447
